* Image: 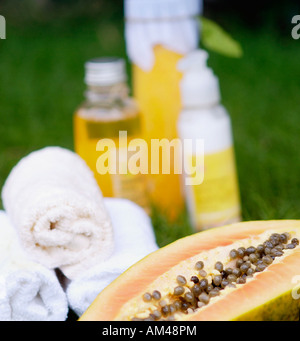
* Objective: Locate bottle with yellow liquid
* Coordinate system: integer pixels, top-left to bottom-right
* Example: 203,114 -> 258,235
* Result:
124,0 -> 202,222
74,57 -> 149,212
177,50 -> 242,231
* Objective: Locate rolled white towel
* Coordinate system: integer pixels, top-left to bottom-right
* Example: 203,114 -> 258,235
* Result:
67,198 -> 158,317
1,147 -> 114,280
0,211 -> 68,321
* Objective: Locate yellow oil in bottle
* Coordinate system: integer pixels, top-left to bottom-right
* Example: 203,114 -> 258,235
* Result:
74,58 -> 149,212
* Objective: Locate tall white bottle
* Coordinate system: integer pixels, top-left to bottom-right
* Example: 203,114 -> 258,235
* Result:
177,49 -> 242,231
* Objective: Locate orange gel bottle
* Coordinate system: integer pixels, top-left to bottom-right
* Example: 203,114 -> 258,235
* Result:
132,46 -> 185,221
125,0 -> 202,221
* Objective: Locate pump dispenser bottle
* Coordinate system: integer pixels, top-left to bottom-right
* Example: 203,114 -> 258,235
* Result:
177,50 -> 241,231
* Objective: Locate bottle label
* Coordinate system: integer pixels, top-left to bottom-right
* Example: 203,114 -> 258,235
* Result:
186,146 -> 241,230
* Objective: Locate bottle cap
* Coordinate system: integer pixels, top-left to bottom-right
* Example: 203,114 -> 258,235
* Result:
84,57 -> 127,86
124,0 -> 202,71
125,0 -> 201,20
177,49 -> 221,107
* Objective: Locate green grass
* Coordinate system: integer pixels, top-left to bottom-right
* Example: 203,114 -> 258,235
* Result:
0,17 -> 300,248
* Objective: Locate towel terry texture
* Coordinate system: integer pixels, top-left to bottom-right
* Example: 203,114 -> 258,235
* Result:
1,147 -> 115,280
0,211 -> 68,321
66,197 -> 158,317
1,146 -> 159,320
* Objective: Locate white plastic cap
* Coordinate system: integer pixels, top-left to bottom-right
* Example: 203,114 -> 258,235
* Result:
178,49 -> 221,107
124,0 -> 202,20
84,58 -> 127,86
124,0 -> 202,71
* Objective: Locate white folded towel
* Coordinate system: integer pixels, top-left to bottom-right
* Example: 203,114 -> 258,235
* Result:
1,147 -> 114,280
0,211 -> 68,321
66,198 -> 158,317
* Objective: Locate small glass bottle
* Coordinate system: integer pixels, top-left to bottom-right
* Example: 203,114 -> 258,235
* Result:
74,57 -> 149,212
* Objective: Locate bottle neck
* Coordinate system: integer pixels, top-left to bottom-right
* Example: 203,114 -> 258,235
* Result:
85,82 -> 129,104
182,100 -> 220,111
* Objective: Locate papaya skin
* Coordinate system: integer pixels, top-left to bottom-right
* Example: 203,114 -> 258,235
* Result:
79,220 -> 300,321
234,290 -> 300,321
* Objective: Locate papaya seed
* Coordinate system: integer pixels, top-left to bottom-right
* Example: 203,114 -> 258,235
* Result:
190,276 -> 199,284
152,290 -> 161,300
198,292 -> 210,305
142,292 -> 152,302
214,261 -> 223,272
195,261 -> 204,270
229,249 -> 238,259
199,269 -> 207,277
199,278 -> 208,290
237,247 -> 246,257
213,275 -> 222,286
174,286 -> 185,296
176,275 -> 187,286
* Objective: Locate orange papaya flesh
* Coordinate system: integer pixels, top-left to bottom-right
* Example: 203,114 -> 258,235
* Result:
79,220 -> 300,321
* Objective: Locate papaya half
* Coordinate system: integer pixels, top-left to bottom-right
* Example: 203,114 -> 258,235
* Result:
79,220 -> 300,321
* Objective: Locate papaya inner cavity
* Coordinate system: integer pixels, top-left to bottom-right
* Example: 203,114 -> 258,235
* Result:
116,230 -> 299,321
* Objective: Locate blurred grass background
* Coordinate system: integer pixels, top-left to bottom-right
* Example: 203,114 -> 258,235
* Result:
0,0 -> 300,247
